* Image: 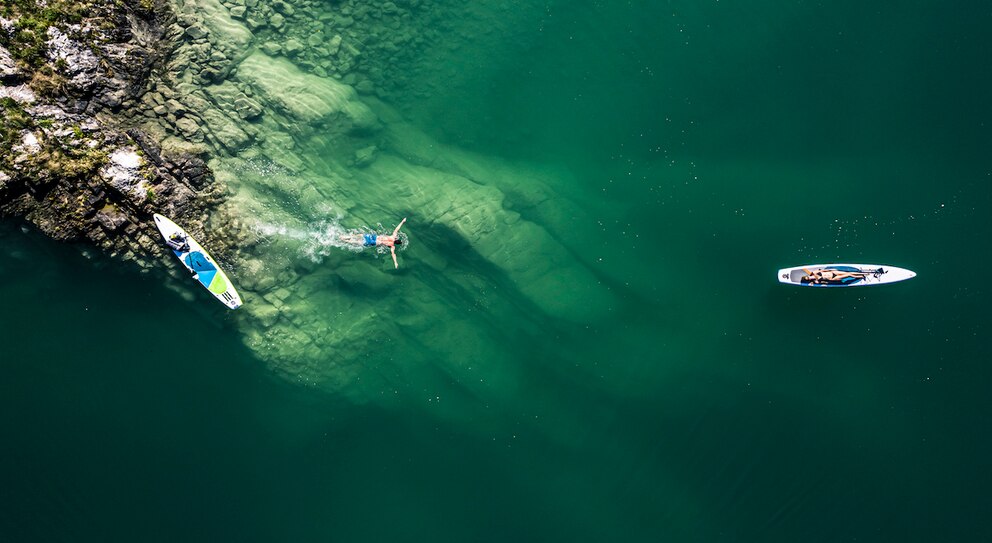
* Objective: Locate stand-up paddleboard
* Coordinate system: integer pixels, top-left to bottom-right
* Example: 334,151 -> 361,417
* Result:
778,264 -> 916,287
153,214 -> 243,309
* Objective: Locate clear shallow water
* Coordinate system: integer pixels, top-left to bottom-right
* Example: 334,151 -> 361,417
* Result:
3,1 -> 992,541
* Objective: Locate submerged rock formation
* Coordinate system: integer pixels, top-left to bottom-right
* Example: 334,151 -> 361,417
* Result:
112,0 -> 620,396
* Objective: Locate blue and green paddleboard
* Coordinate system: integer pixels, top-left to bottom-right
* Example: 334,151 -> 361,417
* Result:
778,263 -> 916,288
153,214 -> 243,309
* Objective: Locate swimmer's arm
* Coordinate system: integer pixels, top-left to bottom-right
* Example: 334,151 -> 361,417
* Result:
391,247 -> 398,269
392,217 -> 407,237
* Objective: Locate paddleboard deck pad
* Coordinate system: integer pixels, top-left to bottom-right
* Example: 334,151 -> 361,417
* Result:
777,264 -> 916,287
153,214 -> 243,309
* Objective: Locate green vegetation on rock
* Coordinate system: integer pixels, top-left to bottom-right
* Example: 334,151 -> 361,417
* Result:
0,0 -> 89,70
0,97 -> 34,158
1,97 -> 107,183
42,145 -> 108,181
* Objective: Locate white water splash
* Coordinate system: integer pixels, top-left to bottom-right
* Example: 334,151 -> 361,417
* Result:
253,219 -> 409,263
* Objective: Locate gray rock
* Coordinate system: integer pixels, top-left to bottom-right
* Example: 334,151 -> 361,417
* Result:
0,83 -> 36,104
165,99 -> 186,116
199,67 -> 221,83
191,43 -> 212,59
253,303 -> 281,327
97,88 -> 126,109
171,154 -> 213,188
100,149 -> 149,204
96,209 -> 129,232
230,6 -> 247,19
185,25 -> 209,40
355,79 -> 374,95
46,28 -> 100,92
177,13 -> 197,27
273,1 -> 295,16
354,145 -> 378,167
1,45 -> 22,84
210,50 -> 228,63
174,117 -> 203,141
284,39 -> 304,56
234,97 -> 263,120
271,13 -> 285,30
261,42 -> 281,56
182,92 -> 211,114
201,85 -> 238,116
256,275 -> 276,291
201,109 -> 252,152
343,42 -> 361,58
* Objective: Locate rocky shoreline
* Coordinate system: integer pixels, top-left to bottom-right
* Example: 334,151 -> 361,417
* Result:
0,0 -> 425,273
1,0 -> 231,269
2,0 -> 618,391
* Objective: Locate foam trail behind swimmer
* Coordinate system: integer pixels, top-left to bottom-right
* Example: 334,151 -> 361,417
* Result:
302,222 -> 366,262
253,219 -> 363,262
254,222 -> 311,240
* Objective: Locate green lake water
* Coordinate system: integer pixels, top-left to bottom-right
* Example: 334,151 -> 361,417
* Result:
2,1 -> 991,541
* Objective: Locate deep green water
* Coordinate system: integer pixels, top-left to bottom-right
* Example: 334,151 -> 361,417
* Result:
3,1 -> 992,541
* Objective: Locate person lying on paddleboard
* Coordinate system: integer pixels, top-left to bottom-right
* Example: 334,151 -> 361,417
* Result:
339,217 -> 407,268
801,268 -> 868,285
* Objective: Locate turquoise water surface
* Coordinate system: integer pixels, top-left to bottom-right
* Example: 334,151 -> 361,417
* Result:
2,1 -> 991,541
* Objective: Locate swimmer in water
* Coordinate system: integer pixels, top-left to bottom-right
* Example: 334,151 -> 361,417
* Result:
339,217 -> 407,268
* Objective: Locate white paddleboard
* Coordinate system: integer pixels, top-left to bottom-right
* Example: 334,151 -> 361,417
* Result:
153,214 -> 243,309
778,263 -> 916,287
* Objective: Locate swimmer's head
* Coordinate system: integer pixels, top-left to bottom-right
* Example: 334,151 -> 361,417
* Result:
394,238 -> 403,245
